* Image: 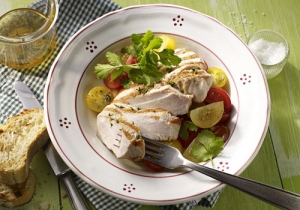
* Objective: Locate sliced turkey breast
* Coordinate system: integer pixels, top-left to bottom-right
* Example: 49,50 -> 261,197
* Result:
162,49 -> 213,103
174,48 -> 208,70
96,114 -> 144,160
113,84 -> 193,116
162,65 -> 212,103
100,102 -> 181,141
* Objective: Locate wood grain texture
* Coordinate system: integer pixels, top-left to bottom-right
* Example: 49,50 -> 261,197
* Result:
3,0 -> 300,209
237,0 -> 300,195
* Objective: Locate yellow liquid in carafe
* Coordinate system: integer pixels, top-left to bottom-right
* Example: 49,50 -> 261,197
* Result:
0,8 -> 56,69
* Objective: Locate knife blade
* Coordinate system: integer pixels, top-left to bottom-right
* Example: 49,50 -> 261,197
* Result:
14,81 -> 90,210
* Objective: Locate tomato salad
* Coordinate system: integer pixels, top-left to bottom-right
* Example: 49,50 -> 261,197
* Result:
87,31 -> 232,171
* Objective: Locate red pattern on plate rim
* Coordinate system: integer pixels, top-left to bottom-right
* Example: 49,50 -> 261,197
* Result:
217,161 -> 230,172
123,184 -> 136,193
173,15 -> 184,26
59,118 -> 71,129
86,41 -> 98,53
240,74 -> 252,85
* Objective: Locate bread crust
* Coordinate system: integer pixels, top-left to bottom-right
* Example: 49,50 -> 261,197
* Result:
0,109 -> 49,185
0,169 -> 36,207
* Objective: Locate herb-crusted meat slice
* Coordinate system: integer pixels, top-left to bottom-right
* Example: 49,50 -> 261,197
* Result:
163,65 -> 212,103
162,49 -> 213,103
96,114 -> 145,161
100,103 -> 181,141
174,48 -> 208,70
113,84 -> 193,116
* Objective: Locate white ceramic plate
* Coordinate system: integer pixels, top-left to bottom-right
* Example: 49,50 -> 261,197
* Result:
44,4 -> 270,205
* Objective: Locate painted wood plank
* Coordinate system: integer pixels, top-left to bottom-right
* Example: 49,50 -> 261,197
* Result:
6,0 -> 300,210
236,0 -> 300,195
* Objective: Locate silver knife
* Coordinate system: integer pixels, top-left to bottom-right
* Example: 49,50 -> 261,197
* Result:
14,81 -> 91,210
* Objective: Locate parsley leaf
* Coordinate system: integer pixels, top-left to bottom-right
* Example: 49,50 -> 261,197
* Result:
183,130 -> 224,166
179,120 -> 198,140
106,52 -> 123,66
94,64 -> 119,79
157,49 -> 182,68
94,30 -> 181,87
109,68 -> 123,81
140,30 -> 154,46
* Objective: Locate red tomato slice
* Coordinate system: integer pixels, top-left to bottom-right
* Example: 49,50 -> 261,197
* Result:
204,87 -> 232,123
126,55 -> 138,65
144,160 -> 164,171
104,71 -> 128,89
209,124 -> 230,142
178,128 -> 201,148
220,111 -> 231,123
205,87 -> 231,111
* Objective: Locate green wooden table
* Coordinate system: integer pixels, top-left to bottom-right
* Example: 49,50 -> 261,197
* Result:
2,0 -> 300,209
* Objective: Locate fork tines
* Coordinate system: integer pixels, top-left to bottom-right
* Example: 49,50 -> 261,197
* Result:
142,137 -> 164,161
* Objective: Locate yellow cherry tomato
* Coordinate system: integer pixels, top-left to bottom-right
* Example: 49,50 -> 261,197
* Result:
156,35 -> 176,52
207,67 -> 228,88
160,139 -> 184,153
86,86 -> 113,113
189,101 -> 224,128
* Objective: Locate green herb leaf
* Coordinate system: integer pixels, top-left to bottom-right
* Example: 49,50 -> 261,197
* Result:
145,37 -> 162,51
121,78 -> 131,89
179,120 -> 198,140
109,68 -> 123,82
94,30 -> 181,87
94,64 -> 118,79
131,33 -> 143,45
191,130 -> 224,164
140,30 -> 154,47
157,49 -> 182,67
106,52 -> 123,66
122,45 -> 140,57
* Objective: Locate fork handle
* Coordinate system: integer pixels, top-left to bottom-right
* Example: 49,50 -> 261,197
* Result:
184,160 -> 300,210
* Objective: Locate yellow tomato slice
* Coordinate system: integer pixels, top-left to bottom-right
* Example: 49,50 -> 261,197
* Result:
160,139 -> 184,153
207,67 -> 228,88
189,101 -> 224,128
86,86 -> 113,113
156,35 -> 176,52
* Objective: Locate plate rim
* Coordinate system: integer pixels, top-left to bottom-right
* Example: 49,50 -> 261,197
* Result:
44,3 -> 270,205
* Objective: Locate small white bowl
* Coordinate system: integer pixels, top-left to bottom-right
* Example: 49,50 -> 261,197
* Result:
247,29 -> 289,79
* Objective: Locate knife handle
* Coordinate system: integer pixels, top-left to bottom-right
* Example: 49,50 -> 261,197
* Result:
60,172 -> 91,210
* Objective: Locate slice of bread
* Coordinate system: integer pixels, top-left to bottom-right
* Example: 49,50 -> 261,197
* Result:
0,169 -> 35,208
0,108 -> 49,185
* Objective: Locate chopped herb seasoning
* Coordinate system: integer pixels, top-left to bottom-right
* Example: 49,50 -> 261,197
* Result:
105,94 -> 112,102
114,104 -> 125,109
169,81 -> 176,87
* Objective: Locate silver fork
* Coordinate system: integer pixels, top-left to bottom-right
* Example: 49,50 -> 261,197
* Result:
143,137 -> 300,210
